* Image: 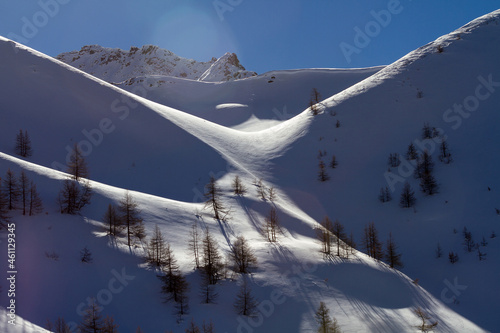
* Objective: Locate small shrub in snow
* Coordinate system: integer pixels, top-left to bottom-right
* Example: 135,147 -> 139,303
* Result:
406,143 -> 418,160
387,153 -> 400,168
318,160 -> 330,182
45,251 -> 59,261
80,246 -> 93,263
309,88 -> 321,116
448,251 -> 459,264
463,229 -> 475,253
477,247 -> 486,261
330,155 -> 338,169
439,139 -> 453,164
378,187 -> 392,203
413,307 -> 438,332
435,243 -> 443,258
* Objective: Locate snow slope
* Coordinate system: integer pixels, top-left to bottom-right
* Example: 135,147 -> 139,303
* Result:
111,67 -> 383,129
56,45 -> 257,83
1,8 -> 500,333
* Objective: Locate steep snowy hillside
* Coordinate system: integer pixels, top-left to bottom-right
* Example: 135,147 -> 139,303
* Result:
272,8 -> 500,331
112,67 -> 383,128
56,44 -> 257,83
1,8 -> 500,333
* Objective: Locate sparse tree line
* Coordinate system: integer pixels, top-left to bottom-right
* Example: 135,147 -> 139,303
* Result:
314,302 -> 438,332
362,222 -> 403,269
436,226 -> 496,264
1,141 -> 97,232
316,219 -> 403,269
142,218 -> 259,320
316,217 -> 355,259
0,168 -> 44,229
317,150 -> 338,182
96,175 -> 261,322
45,297 -> 216,333
381,122 -> 453,208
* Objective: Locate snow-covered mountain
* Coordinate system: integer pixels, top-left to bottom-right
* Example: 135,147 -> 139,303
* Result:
1,8 -> 500,333
56,44 -> 257,83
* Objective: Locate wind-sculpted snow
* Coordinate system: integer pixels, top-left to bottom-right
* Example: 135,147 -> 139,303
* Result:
1,9 -> 500,332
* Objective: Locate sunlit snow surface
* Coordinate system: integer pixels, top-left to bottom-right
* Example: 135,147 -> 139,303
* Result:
1,9 -> 500,332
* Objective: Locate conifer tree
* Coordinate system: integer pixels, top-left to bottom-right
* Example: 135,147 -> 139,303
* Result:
186,319 -> 201,333
230,235 -> 257,274
173,274 -> 190,316
232,175 -> 247,196
448,251 -> 459,264
79,299 -> 104,333
317,216 -> 333,255
28,180 -> 43,216
362,222 -> 383,260
118,191 -> 144,247
420,173 -> 439,195
146,224 -> 169,267
188,222 -> 201,269
400,182 -> 416,208
315,302 -> 342,333
318,160 -> 330,182
414,150 -> 434,179
200,272 -> 218,304
102,316 -> 119,333
80,246 -> 93,263
234,280 -> 258,317
435,243 -> 442,258
264,207 -> 279,242
385,232 -> 403,269
330,155 -> 338,169
202,228 -> 223,285
103,204 -> 121,236
58,178 -> 92,214
346,232 -> 356,255
332,220 -> 347,257
53,317 -> 71,333
202,320 -> 215,333
160,242 -> 180,296
3,169 -> 19,210
406,143 -> 418,160
378,186 -> 392,203
256,179 -> 267,201
67,143 -> 89,180
268,186 -> 277,202
15,129 -> 33,157
204,176 -> 228,221
421,122 -> 433,139
388,153 -> 400,167
0,183 -> 10,229
19,170 -> 29,215
309,88 -> 321,115
439,139 -> 453,164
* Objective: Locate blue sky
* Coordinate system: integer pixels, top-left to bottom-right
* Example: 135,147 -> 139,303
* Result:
0,1 -> 498,74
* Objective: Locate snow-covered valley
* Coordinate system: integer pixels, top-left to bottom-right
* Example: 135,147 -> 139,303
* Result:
1,9 -> 500,333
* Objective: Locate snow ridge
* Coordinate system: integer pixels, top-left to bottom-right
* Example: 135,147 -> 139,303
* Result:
56,45 -> 257,83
